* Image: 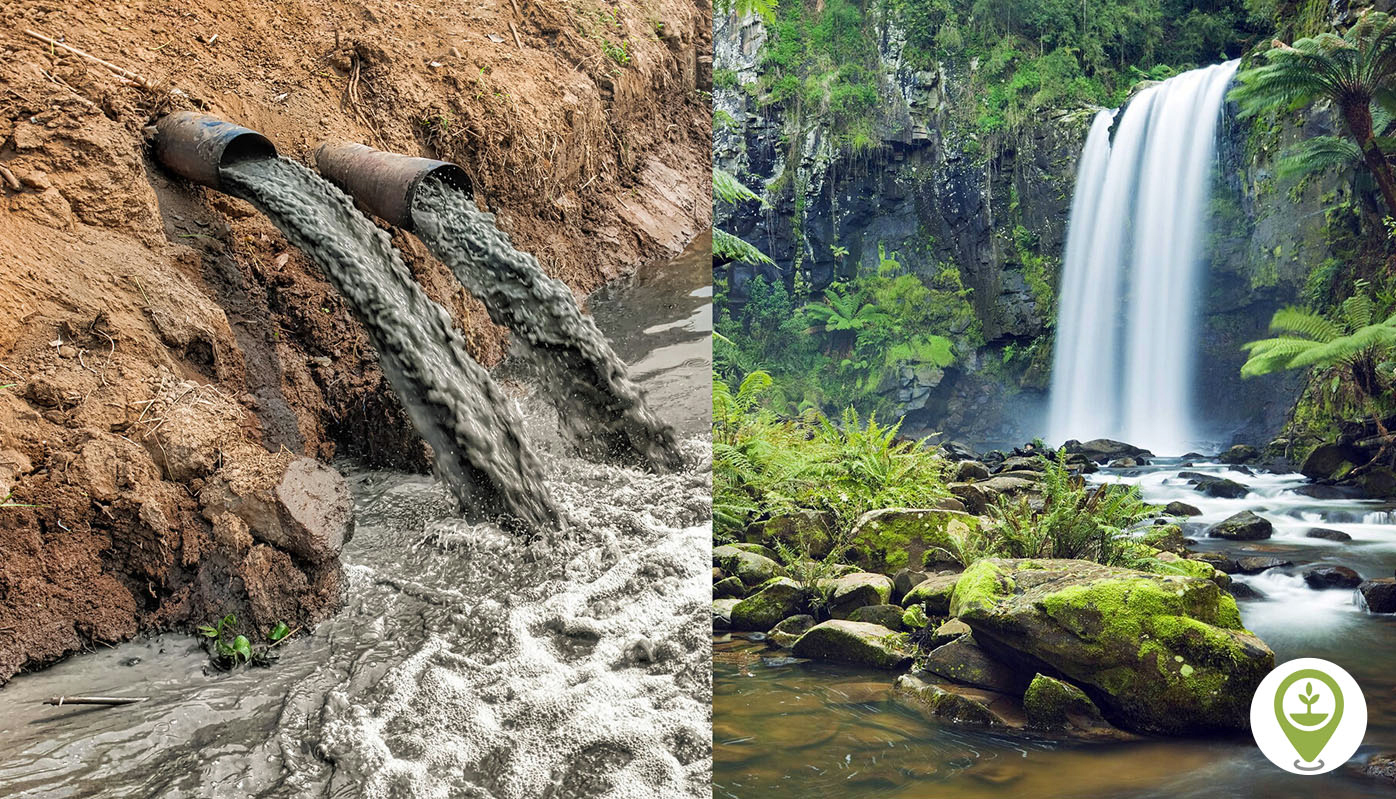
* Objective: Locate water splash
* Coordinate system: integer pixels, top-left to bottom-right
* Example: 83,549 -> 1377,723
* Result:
1048,61 -> 1240,453
410,176 -> 684,472
221,157 -> 561,531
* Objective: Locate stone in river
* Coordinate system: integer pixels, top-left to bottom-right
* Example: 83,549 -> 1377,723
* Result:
1306,527 -> 1353,542
1208,510 -> 1273,541
1304,566 -> 1362,589
1359,578 -> 1396,613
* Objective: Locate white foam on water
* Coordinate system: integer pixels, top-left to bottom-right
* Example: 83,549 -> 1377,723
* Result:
318,440 -> 712,798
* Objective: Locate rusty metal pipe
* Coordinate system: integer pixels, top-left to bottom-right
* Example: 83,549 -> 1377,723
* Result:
313,141 -> 471,230
153,112 -> 277,189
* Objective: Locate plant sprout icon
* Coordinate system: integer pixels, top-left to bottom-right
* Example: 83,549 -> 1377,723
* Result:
1275,669 -> 1345,771
1290,681 -> 1328,726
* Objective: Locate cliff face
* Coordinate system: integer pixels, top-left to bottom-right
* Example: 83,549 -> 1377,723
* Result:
717,9 -> 1337,449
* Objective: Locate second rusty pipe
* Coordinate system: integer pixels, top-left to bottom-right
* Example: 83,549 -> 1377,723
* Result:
313,142 -> 472,230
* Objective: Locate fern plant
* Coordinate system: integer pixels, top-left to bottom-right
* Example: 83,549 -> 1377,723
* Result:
714,168 -> 774,265
987,452 -> 1156,565
1241,290 -> 1396,403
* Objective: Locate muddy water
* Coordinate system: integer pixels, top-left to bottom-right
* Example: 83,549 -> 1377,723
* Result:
411,177 -> 684,472
714,459 -> 1396,798
0,240 -> 713,799
222,157 -> 560,531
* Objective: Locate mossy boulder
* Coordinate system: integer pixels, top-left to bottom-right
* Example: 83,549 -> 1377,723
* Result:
713,576 -> 747,599
902,573 -> 961,615
921,633 -> 1030,694
848,603 -> 906,630
826,572 -> 895,619
948,558 -> 1274,735
893,674 -> 1022,728
1140,524 -> 1186,554
848,508 -> 977,574
769,614 -> 816,647
729,577 -> 804,631
1137,551 -> 1230,589
1020,673 -> 1132,740
791,620 -> 912,668
713,545 -> 785,586
750,510 -> 833,558
1208,510 -> 1272,541
725,542 -> 779,561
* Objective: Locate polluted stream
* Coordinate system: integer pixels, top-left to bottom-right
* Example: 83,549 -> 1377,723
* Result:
0,184 -> 713,796
714,458 -> 1396,798
410,175 -> 684,472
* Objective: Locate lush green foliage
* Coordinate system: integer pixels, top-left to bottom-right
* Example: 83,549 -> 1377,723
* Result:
714,168 -> 775,265
713,370 -> 953,539
1241,287 -> 1396,410
1231,13 -> 1396,211
715,263 -> 977,417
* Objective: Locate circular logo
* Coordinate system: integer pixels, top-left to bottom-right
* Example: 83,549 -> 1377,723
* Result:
1251,657 -> 1367,774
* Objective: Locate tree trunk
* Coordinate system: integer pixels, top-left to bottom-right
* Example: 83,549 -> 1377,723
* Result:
1342,101 -> 1396,215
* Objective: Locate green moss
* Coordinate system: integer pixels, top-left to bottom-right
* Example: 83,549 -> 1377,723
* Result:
948,559 -> 1014,617
1023,673 -> 1102,728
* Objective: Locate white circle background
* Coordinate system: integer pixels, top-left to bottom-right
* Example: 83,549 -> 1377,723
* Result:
1250,657 -> 1367,775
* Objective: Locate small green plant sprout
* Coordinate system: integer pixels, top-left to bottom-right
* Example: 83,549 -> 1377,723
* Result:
0,491 -> 40,509
198,614 -> 291,670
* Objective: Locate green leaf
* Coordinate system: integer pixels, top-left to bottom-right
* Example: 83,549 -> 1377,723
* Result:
269,622 -> 290,643
198,625 -> 219,638
232,635 -> 253,662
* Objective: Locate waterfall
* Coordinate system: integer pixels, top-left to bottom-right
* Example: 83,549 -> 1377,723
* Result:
1047,61 -> 1239,454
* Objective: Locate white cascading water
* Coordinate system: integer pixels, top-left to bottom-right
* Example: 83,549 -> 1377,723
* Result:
1047,60 -> 1240,454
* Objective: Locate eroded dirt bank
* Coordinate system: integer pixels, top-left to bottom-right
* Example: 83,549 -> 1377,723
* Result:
0,0 -> 711,683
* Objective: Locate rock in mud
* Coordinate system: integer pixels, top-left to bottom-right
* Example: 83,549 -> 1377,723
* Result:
791,620 -> 912,668
1208,510 -> 1272,541
713,576 -> 746,599
769,614 -> 816,647
1306,527 -> 1353,541
1164,501 -> 1202,517
1304,566 -> 1362,589
1218,444 -> 1258,464
948,558 -> 1274,734
921,633 -> 1030,694
729,577 -> 804,630
848,508 -> 976,574
902,573 -> 961,615
200,453 -> 352,563
893,673 -> 1021,727
827,572 -> 895,619
848,604 -> 906,630
1359,578 -> 1396,613
712,544 -> 784,586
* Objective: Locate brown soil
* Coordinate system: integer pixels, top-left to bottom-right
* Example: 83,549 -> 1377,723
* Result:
0,0 -> 710,682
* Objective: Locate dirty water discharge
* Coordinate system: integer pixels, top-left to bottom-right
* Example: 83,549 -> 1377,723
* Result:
410,175 -> 684,471
0,239 -> 715,799
220,157 -> 560,530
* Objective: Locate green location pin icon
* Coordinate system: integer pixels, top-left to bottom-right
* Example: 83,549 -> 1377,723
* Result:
1274,668 -> 1344,767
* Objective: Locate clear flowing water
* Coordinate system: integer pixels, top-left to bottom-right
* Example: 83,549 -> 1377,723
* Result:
222,157 -> 561,531
1047,62 -> 1240,454
0,239 -> 713,799
411,177 -> 684,472
713,460 -> 1396,798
